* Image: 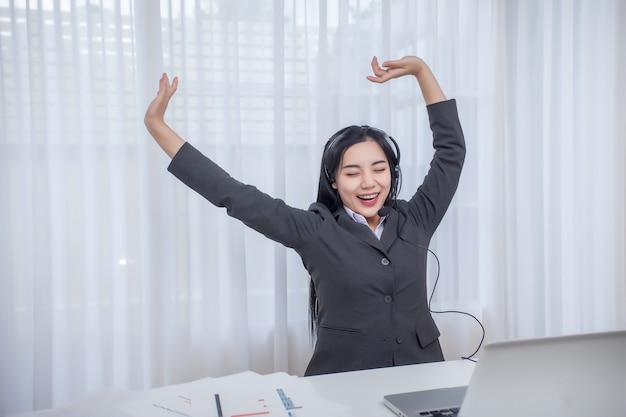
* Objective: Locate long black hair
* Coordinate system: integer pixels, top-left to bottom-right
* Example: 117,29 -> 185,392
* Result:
309,125 -> 402,339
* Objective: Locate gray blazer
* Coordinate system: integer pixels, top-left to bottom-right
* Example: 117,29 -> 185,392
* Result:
168,99 -> 465,376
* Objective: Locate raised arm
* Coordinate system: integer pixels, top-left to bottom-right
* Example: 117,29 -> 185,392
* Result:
366,56 -> 446,105
144,73 -> 185,158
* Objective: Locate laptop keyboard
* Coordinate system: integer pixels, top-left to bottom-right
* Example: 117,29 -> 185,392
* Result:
419,408 -> 460,416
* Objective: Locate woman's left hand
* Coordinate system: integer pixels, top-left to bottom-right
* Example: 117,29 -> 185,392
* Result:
366,55 -> 426,83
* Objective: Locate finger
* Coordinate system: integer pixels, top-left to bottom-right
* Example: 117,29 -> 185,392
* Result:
366,74 -> 390,84
373,66 -> 388,77
381,59 -> 400,69
370,56 -> 379,72
170,76 -> 179,93
159,73 -> 169,93
371,56 -> 390,77
366,75 -> 382,83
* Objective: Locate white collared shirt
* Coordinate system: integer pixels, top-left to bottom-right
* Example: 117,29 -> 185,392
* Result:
343,206 -> 387,240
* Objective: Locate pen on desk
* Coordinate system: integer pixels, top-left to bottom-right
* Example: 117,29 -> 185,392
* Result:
214,393 -> 223,417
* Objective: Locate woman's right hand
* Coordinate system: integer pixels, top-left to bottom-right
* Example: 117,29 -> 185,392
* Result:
144,73 -> 185,158
144,73 -> 179,128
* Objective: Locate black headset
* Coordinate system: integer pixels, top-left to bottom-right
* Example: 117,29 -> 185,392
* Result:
322,126 -> 402,194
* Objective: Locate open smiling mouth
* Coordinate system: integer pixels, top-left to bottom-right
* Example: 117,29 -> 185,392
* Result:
358,193 -> 379,201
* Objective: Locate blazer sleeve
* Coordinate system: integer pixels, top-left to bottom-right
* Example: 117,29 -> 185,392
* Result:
167,142 -> 322,249
408,99 -> 466,233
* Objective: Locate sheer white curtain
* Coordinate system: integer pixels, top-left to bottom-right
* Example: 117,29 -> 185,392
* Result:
1,0 -> 624,414
475,0 -> 626,341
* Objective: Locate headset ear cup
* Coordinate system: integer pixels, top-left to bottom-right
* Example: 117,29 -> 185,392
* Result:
388,136 -> 401,201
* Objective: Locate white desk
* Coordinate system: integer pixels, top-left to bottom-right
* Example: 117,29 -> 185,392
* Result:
9,360 -> 475,417
301,360 -> 475,416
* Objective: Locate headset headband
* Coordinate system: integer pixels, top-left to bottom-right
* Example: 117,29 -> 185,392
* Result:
323,126 -> 401,183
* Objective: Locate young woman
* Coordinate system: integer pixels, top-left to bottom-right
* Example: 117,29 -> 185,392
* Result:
144,55 -> 466,376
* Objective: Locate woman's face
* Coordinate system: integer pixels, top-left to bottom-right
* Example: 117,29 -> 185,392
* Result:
332,139 -> 391,228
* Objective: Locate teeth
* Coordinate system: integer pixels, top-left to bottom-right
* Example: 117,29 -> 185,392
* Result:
359,193 -> 378,200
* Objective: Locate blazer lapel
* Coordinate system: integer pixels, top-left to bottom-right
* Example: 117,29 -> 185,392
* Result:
335,209 -> 389,254
380,209 -> 399,251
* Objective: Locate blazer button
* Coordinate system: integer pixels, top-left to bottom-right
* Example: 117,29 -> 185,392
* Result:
384,295 -> 393,303
381,257 -> 390,266
396,336 -> 404,344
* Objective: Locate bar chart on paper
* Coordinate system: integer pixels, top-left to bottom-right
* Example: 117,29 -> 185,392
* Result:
119,371 -> 343,417
216,387 -> 304,417
277,388 -> 303,412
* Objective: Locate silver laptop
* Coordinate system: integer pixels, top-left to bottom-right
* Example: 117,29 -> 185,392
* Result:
383,330 -> 626,417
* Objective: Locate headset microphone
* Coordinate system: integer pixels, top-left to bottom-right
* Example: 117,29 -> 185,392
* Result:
377,206 -> 391,217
